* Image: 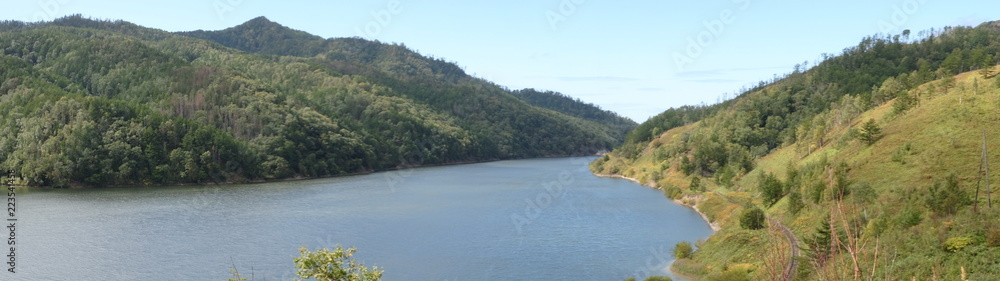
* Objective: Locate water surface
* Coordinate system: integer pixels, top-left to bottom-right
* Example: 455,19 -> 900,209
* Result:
14,157 -> 713,280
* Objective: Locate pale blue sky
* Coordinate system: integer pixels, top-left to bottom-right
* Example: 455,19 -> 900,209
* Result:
3,0 -> 998,121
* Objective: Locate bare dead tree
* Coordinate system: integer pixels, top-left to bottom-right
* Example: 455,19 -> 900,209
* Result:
759,221 -> 791,281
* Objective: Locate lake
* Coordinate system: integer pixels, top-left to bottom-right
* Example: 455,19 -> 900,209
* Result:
11,157 -> 713,280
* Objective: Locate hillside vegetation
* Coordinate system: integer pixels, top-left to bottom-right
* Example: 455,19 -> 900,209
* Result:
594,22 -> 1000,280
0,15 -> 634,187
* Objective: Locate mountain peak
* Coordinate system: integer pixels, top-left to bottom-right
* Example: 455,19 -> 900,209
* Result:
241,16 -> 277,27
231,16 -> 299,34
178,16 -> 325,56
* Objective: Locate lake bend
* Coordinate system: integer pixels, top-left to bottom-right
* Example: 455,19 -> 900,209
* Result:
12,157 -> 714,280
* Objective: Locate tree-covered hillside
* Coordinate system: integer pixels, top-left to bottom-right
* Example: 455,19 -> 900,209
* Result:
594,21 -> 1000,280
510,88 -> 636,143
0,15 -> 634,187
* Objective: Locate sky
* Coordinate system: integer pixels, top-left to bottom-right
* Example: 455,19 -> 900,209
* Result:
2,0 -> 998,122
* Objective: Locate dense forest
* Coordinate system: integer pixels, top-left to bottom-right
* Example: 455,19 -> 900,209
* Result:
594,21 -> 1000,280
0,15 -> 635,187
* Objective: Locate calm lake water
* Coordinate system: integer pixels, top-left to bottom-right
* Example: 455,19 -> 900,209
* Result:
12,157 -> 713,280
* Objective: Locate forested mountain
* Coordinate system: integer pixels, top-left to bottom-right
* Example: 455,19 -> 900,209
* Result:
510,88 -> 636,142
593,22 -> 1000,280
0,15 -> 633,187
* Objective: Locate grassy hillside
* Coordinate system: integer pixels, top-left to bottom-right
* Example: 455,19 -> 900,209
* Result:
0,15 -> 634,187
594,23 -> 1000,280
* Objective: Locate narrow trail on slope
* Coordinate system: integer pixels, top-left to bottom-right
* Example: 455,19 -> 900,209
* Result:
717,191 -> 800,281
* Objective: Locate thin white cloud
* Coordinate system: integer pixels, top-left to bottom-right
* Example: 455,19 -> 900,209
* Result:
551,76 -> 641,82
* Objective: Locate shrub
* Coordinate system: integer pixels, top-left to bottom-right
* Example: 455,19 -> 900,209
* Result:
890,142 -> 913,164
715,164 -> 736,187
987,226 -> 1000,247
943,236 -> 974,252
740,207 -> 766,230
674,241 -> 693,259
643,276 -> 672,281
850,182 -> 876,206
663,185 -> 682,200
810,180 -> 825,204
293,246 -> 383,281
787,191 -> 804,215
831,163 -> 851,200
864,216 -> 888,238
896,207 -> 923,228
925,174 -> 970,215
759,172 -> 784,207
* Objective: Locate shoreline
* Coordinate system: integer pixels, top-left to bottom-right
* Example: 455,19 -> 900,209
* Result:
594,172 -> 720,281
9,154 -> 604,189
593,173 -> 721,232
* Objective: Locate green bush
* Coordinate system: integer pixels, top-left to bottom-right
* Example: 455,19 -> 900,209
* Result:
759,172 -> 784,207
293,246 -> 383,281
663,185 -> 682,200
864,216 -> 888,238
674,241 -> 693,259
890,143 -> 912,164
740,207 -> 766,230
988,225 -> 1000,247
643,276 -> 672,281
925,173 -> 970,215
810,180 -> 825,204
896,207 -> 923,228
943,236 -> 974,252
787,191 -> 804,215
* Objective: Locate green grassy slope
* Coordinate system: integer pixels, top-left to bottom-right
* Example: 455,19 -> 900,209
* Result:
593,23 -> 1000,280
598,69 -> 1000,281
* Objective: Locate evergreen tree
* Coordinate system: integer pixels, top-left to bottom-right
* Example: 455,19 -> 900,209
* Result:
859,119 -> 882,145
740,207 -> 766,230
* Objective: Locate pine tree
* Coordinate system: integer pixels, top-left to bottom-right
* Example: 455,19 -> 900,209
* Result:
809,216 -> 833,267
859,119 -> 881,145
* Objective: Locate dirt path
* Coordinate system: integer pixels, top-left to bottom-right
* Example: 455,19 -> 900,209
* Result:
769,217 -> 801,281
718,192 -> 800,281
